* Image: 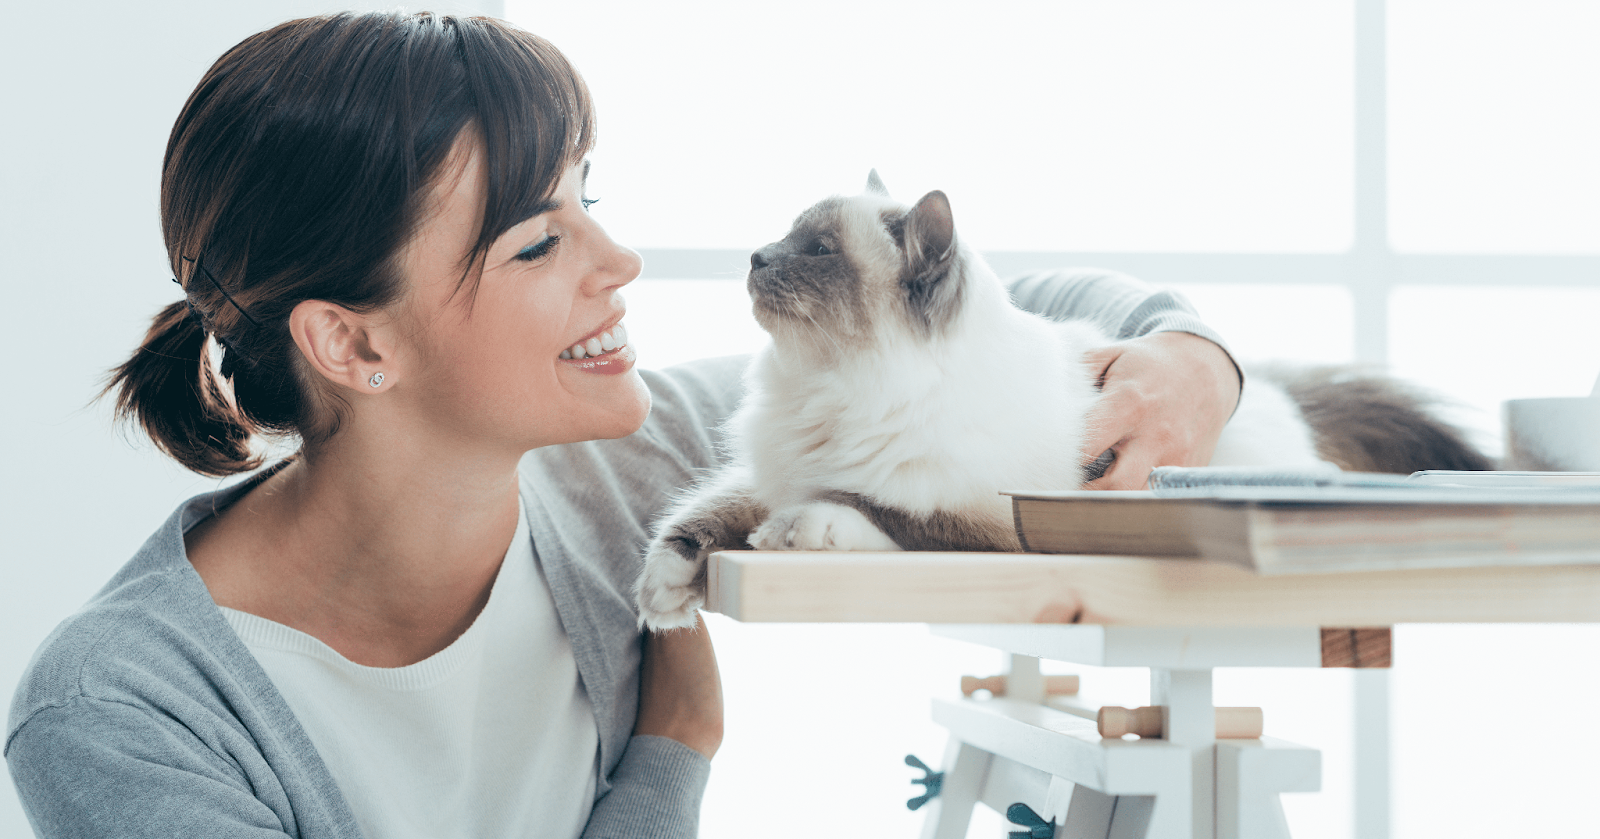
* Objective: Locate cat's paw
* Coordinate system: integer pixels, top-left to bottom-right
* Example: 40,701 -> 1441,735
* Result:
748,502 -> 901,551
635,540 -> 706,630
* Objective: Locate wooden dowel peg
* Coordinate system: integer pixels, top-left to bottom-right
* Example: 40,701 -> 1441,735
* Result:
960,674 -> 1080,698
1320,626 -> 1393,668
1097,705 -> 1163,738
1097,705 -> 1264,739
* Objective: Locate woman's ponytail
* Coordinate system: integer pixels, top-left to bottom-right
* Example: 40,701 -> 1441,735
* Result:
104,301 -> 262,477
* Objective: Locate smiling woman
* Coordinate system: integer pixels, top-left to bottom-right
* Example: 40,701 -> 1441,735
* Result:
7,12 -> 729,839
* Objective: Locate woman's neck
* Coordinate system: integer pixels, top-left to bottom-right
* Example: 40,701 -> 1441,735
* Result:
186,433 -> 523,668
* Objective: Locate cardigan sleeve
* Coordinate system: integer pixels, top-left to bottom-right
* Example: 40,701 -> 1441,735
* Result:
1008,267 -> 1236,348
7,698 -> 294,839
581,736 -> 710,839
1008,267 -> 1243,391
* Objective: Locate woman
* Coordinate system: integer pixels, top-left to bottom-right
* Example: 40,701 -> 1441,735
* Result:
5,11 -> 1240,839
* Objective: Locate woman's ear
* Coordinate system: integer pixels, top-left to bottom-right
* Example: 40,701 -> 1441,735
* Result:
288,300 -> 395,392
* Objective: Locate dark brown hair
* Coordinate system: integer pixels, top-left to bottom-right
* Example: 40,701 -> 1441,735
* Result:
105,11 -> 596,476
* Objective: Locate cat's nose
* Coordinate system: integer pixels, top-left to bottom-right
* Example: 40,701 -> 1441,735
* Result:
751,245 -> 779,270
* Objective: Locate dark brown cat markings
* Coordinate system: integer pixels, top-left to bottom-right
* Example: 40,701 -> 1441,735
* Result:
1267,366 -> 1492,472
817,490 -> 1022,552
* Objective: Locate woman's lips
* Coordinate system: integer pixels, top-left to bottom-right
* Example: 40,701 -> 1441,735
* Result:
560,344 -> 635,374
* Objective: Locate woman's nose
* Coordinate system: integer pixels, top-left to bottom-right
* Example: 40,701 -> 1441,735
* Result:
588,229 -> 642,292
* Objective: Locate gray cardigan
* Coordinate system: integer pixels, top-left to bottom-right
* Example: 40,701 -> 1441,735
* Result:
6,269 -> 1226,838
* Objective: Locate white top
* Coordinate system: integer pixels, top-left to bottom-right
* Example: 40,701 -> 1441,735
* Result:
222,500 -> 600,839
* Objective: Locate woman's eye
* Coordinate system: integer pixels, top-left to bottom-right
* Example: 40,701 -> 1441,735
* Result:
515,234 -> 561,262
581,196 -> 600,211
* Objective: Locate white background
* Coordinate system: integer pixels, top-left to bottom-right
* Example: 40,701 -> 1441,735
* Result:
4,2 -> 1600,838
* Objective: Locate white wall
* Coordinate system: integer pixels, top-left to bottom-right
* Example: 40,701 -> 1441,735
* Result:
0,2 -> 498,834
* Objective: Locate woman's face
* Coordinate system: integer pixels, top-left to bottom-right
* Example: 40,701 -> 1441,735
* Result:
392,135 -> 650,453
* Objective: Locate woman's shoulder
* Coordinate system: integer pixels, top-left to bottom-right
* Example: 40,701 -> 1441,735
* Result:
5,492 -> 344,836
7,487 -> 262,747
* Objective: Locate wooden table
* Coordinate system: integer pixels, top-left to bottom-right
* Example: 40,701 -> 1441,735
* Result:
704,551 -> 1600,839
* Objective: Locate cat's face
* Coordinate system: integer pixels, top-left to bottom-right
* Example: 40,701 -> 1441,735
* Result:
746,174 -> 966,359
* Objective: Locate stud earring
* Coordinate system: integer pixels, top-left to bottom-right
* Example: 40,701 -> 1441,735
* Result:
368,372 -> 385,388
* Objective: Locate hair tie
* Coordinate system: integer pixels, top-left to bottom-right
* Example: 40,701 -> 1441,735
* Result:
171,276 -> 207,327
180,256 -> 261,327
171,260 -> 260,371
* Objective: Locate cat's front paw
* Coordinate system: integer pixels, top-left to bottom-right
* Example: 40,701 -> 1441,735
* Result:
635,539 -> 706,630
749,502 -> 901,551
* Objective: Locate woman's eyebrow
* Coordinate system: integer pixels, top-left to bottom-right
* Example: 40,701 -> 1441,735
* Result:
517,161 -> 592,224
508,160 -> 592,228
524,198 -> 562,219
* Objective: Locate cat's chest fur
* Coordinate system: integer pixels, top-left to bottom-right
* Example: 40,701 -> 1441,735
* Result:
731,287 -> 1109,517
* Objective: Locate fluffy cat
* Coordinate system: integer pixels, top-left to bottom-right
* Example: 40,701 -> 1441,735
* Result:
635,173 -> 1486,630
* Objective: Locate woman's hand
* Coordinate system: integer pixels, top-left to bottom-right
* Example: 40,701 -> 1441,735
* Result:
635,614 -> 724,759
1080,331 -> 1242,490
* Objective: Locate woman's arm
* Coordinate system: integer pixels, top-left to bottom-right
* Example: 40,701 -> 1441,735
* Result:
633,615 -> 723,759
1009,268 -> 1243,490
580,615 -> 723,839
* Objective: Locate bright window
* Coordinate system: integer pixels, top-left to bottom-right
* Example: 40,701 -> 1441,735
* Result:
521,0 -> 1353,253
1389,0 -> 1600,253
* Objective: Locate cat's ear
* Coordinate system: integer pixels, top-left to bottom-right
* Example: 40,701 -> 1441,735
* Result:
866,169 -> 890,197
905,190 -> 957,278
902,190 -> 963,335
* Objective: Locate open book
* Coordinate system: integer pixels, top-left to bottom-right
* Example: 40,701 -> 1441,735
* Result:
1007,468 -> 1600,574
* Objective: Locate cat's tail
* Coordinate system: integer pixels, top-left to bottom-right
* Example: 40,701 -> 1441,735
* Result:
1259,365 -> 1494,474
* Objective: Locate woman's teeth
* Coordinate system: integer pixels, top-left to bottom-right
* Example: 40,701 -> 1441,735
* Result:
560,323 -> 628,360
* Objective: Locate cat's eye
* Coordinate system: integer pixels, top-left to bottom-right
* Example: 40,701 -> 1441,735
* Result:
811,240 -> 834,257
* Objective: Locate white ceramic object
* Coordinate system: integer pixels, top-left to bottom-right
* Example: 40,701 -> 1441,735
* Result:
1503,396 -> 1600,471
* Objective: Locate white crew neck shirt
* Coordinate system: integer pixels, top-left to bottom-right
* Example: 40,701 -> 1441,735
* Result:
222,500 -> 599,839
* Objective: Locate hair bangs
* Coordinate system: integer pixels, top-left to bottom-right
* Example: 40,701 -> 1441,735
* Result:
455,19 -> 597,294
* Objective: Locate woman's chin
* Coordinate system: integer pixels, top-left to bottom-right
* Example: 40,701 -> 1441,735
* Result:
552,368 -> 652,443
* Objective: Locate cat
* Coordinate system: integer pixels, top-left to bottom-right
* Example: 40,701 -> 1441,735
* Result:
634,172 -> 1488,630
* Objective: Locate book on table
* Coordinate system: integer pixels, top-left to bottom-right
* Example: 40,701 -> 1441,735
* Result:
1006,467 -> 1600,574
